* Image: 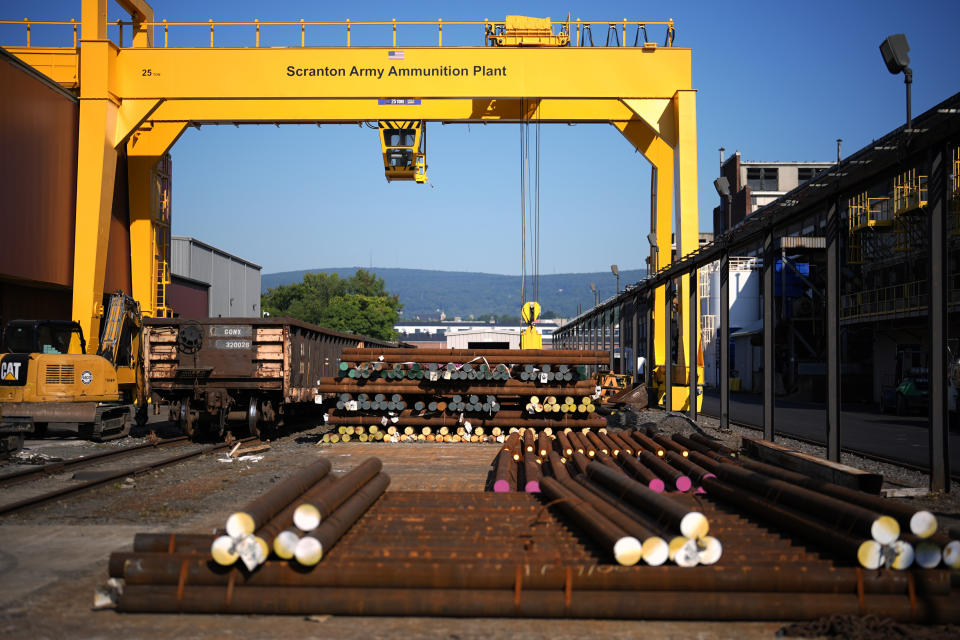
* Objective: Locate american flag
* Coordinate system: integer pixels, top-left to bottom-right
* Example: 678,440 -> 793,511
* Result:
388,50 -> 404,60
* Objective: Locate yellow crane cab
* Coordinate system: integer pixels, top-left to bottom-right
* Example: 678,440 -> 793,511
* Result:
379,120 -> 427,183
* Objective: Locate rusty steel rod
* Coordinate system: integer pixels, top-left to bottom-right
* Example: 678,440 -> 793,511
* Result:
585,461 -> 709,539
636,449 -> 691,492
540,476 -> 643,566
111,554 -> 951,594
317,380 -> 598,394
223,458 -> 333,540
625,430 -> 665,456
723,453 -> 938,539
492,449 -> 517,492
294,472 -> 390,565
326,414 -> 606,428
688,432 -> 738,457
616,451 -> 665,492
522,449 -> 542,493
291,458 -> 383,533
115,585 -> 960,621
689,451 -> 900,546
256,475 -> 338,560
341,348 -> 610,358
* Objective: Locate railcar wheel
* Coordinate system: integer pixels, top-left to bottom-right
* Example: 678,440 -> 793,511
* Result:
248,397 -> 261,439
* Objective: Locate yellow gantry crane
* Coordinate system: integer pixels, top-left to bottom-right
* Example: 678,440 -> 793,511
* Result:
4,2 -> 701,411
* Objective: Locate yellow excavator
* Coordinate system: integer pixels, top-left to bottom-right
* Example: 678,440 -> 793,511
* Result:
0,292 -> 146,455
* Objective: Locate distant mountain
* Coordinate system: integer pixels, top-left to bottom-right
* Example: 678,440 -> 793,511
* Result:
261,267 -> 647,319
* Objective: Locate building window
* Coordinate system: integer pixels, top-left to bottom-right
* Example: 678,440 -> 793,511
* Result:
747,167 -> 779,191
798,167 -> 819,182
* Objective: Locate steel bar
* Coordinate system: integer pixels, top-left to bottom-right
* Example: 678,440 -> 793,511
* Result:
294,472 -> 390,565
492,449 -> 517,492
317,380 -> 599,394
568,476 -> 667,564
539,476 -> 642,566
340,355 -> 608,365
325,414 -> 606,428
616,452 -> 664,492
115,586 -> 960,621
690,452 -> 899,544
224,458 -> 332,538
522,449 -> 542,493
556,430 -> 574,456
341,348 -> 610,358
607,432 -> 634,456
670,433 -> 720,458
133,533 -> 215,554
256,475 -> 338,556
650,433 -> 688,457
696,474 -> 869,565
625,429 -> 665,456
688,432 -> 737,457
636,449 -> 690,492
727,453 -> 938,538
585,461 -> 708,539
291,458 -> 382,532
110,554 -> 950,593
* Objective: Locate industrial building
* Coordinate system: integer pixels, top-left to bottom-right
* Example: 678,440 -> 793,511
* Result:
170,236 -> 261,319
395,319 -> 562,349
712,152 -> 834,235
556,90 -> 960,490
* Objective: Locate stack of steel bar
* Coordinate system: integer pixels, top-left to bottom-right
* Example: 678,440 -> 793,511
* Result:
664,430 -> 960,571
318,348 -> 610,437
108,455 -> 389,598
108,490 -> 958,621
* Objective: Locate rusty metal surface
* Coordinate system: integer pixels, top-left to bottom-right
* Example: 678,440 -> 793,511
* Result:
112,490 -> 958,621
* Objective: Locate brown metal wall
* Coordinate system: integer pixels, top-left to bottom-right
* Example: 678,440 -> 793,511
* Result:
0,51 -> 133,323
0,53 -> 77,288
167,276 -> 209,318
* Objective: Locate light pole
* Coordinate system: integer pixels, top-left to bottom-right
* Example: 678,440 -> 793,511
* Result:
610,264 -> 620,295
714,176 -> 732,233
647,233 -> 659,272
879,34 -> 912,131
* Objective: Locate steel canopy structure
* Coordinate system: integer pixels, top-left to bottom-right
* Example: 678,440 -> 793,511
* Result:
3,1 -> 702,410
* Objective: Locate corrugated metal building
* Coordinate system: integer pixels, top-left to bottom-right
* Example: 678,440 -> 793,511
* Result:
446,329 -> 520,350
170,237 -> 261,318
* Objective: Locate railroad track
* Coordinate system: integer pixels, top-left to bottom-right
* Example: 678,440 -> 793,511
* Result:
0,436 -> 256,516
698,410 -> 960,483
0,435 -> 191,489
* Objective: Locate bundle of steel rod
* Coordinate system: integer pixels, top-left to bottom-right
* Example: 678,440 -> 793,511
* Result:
321,423 -> 519,444
108,489 -> 958,621
319,349 -> 610,441
201,457 -> 389,570
489,429 -> 722,568
660,431 -> 960,571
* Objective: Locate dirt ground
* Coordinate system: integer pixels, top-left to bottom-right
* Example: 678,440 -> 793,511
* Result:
1,408 -> 955,639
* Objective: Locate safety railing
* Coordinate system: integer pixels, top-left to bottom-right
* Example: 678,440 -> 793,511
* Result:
0,18 -> 675,49
893,168 -> 928,214
847,191 -> 892,231
841,280 -> 931,320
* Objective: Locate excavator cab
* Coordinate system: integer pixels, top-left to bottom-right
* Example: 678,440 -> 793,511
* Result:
379,120 -> 427,183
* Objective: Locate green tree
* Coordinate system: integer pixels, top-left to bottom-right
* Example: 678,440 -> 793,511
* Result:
261,269 -> 401,341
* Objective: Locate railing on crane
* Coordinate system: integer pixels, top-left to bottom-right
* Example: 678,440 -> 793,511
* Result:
0,17 -> 676,49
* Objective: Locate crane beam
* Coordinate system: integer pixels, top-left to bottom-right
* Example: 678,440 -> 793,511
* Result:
6,3 -> 700,410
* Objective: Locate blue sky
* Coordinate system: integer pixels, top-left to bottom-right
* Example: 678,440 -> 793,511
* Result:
3,1 -> 958,276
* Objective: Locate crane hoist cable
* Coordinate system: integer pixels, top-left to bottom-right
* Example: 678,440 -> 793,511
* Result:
520,100 -> 541,308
